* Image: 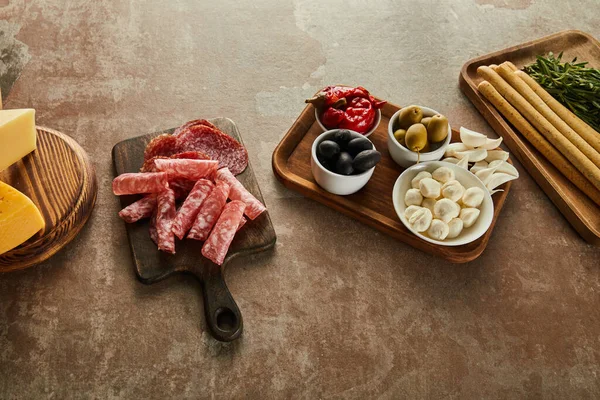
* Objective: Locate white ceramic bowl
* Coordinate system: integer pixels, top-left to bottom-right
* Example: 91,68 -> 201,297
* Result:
311,129 -> 377,195
315,108 -> 381,138
387,105 -> 452,168
392,161 -> 494,246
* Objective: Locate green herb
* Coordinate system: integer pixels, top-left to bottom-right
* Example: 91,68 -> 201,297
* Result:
523,52 -> 600,133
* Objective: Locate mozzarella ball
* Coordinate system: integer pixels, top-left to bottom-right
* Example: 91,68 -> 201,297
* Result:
419,178 -> 441,199
460,207 -> 480,228
422,198 -> 436,213
411,171 -> 432,189
433,198 -> 460,223
404,188 -> 423,207
441,180 -> 465,202
462,187 -> 485,208
446,218 -> 463,239
432,166 -> 455,183
427,219 -> 449,240
409,208 -> 432,232
404,205 -> 422,220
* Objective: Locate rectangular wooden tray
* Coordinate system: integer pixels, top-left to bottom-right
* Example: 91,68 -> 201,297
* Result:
272,101 -> 512,263
459,29 -> 600,244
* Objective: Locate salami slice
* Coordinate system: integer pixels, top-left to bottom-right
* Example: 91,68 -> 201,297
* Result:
141,151 -> 211,172
172,179 -> 214,240
154,159 -> 219,181
187,180 -> 230,241
169,178 -> 196,200
149,208 -> 158,246
144,134 -> 180,161
173,119 -> 217,136
201,200 -> 246,265
112,172 -> 169,195
176,124 -> 248,175
118,194 -> 157,223
215,168 -> 266,220
156,189 -> 176,254
237,216 -> 247,232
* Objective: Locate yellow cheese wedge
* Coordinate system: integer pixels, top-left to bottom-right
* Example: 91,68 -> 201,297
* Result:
0,181 -> 45,255
0,109 -> 37,172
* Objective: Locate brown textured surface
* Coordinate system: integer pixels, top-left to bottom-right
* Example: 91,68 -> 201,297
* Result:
0,0 -> 599,398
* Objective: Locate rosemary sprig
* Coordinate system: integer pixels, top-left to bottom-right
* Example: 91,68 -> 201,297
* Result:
523,52 -> 600,133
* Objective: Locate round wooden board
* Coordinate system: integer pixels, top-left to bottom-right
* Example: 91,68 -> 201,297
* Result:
0,126 -> 97,272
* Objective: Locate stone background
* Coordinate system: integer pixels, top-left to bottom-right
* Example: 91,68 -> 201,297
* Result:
0,0 -> 599,398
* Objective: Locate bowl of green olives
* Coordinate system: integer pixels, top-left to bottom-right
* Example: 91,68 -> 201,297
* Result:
387,105 -> 452,168
311,129 -> 381,195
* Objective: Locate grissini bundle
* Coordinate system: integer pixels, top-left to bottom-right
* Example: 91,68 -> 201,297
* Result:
496,63 -> 600,167
514,69 -> 600,153
478,80 -> 600,206
477,65 -> 600,192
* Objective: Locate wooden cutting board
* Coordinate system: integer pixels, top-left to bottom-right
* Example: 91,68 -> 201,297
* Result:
459,30 -> 600,244
0,126 -> 97,272
112,117 -> 276,342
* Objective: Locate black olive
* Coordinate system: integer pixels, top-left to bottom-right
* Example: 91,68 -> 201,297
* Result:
333,130 -> 353,148
335,152 -> 354,175
346,137 -> 373,156
317,140 -> 340,159
352,150 -> 381,172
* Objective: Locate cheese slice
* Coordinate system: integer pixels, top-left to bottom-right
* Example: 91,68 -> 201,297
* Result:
0,109 -> 37,172
0,181 -> 45,255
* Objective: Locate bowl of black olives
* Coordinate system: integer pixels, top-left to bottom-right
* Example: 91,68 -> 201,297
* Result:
311,129 -> 382,195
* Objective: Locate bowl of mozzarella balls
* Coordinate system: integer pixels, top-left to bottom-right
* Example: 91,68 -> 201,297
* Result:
392,161 -> 494,246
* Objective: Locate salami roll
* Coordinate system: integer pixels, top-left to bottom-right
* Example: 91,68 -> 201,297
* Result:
144,134 -> 180,161
156,189 -> 176,254
215,168 -> 266,220
169,178 -> 196,200
154,159 -> 219,181
149,208 -> 158,246
172,179 -> 214,240
112,172 -> 169,195
187,180 -> 230,241
237,216 -> 247,232
201,200 -> 246,265
118,194 -> 157,223
141,151 -> 211,173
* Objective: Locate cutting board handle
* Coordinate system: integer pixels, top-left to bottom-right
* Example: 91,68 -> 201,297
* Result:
196,263 -> 243,342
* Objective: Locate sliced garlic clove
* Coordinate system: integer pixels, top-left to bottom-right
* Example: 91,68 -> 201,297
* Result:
486,172 -> 518,191
459,127 -> 488,148
470,161 -> 489,174
488,160 -> 519,177
442,157 -> 460,164
456,155 -> 469,169
485,149 -> 510,162
489,189 -> 505,195
444,143 -> 472,158
475,165 -> 501,185
455,148 -> 487,162
480,137 -> 503,150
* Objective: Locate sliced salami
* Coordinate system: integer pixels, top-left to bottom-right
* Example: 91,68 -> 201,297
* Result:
201,200 -> 246,265
173,119 -> 217,136
187,180 -> 230,241
215,168 -> 266,220
149,208 -> 158,246
118,194 -> 157,223
169,178 -> 196,200
237,216 -> 247,232
141,151 -> 211,173
154,159 -> 219,181
156,189 -> 176,254
112,172 -> 169,195
144,134 -> 180,161
176,124 -> 248,175
172,179 -> 214,240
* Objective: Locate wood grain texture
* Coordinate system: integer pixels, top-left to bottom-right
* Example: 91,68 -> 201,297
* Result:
459,29 -> 600,244
112,117 -> 276,342
0,126 -> 98,272
272,101 -> 512,264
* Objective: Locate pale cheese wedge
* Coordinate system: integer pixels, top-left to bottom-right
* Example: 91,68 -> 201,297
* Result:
0,109 -> 37,172
0,181 -> 45,255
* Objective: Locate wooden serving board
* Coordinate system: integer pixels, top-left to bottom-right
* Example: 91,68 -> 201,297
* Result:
0,127 -> 97,272
459,30 -> 600,244
272,102 -> 512,263
112,118 -> 276,342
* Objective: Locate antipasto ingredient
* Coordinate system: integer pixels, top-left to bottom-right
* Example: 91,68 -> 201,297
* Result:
154,159 -> 218,181
118,194 -> 157,223
0,181 -> 45,255
156,188 -> 176,254
408,207 -> 433,232
427,219 -> 450,241
405,123 -> 428,153
434,198 -> 460,223
454,148 -> 488,162
446,218 -> 463,239
187,180 -> 230,241
398,106 -> 423,129
216,167 -> 267,220
459,208 -> 480,228
421,117 -> 432,128
426,114 -> 449,143
485,173 -> 518,192
411,171 -> 432,189
352,150 -> 381,172
112,172 -> 169,195
404,205 -> 422,220
460,126 -> 488,147
393,129 -> 406,144
201,200 -> 246,265
347,137 -> 373,156
441,180 -> 465,202
432,166 -> 455,183
462,187 -> 485,208
419,177 -> 442,199
318,140 -> 341,159
404,188 -> 423,207
172,179 -> 214,240
336,152 -> 354,175
422,198 -> 436,213
0,109 -> 37,172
